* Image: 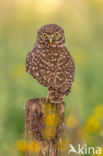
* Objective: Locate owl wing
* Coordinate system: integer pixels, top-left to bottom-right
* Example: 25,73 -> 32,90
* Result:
47,49 -> 75,95
26,49 -> 49,87
26,51 -> 33,75
26,50 -> 42,79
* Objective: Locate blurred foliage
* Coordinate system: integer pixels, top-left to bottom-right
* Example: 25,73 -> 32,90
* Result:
0,0 -> 103,155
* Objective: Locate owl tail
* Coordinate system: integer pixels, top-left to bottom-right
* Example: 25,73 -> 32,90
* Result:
48,87 -> 63,104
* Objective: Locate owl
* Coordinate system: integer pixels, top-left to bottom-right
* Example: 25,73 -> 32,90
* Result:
26,24 -> 75,103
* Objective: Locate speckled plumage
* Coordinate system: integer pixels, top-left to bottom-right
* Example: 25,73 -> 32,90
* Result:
26,24 -> 75,103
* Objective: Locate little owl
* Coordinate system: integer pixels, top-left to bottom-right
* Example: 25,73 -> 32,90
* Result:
26,24 -> 75,103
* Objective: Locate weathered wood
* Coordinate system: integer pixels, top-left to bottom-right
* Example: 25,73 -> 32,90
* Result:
25,98 -> 68,156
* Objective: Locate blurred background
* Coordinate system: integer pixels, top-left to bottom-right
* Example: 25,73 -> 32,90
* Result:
0,0 -> 103,155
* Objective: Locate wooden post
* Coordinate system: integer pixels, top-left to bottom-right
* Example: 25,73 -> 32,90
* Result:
25,98 -> 68,156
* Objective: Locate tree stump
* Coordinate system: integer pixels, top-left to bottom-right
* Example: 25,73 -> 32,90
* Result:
25,98 -> 68,156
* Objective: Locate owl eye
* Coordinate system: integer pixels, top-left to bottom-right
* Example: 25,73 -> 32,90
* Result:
55,33 -> 60,38
42,34 -> 47,38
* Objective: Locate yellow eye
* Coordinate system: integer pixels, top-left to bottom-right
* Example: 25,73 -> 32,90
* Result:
55,33 -> 60,38
42,34 -> 47,38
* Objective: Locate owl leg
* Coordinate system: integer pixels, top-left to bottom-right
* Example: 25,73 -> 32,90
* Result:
48,87 -> 63,104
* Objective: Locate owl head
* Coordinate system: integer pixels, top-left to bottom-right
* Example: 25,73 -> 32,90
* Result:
36,24 -> 65,48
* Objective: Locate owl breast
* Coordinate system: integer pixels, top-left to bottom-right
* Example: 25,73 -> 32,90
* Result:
26,46 -> 75,94
35,48 -> 60,84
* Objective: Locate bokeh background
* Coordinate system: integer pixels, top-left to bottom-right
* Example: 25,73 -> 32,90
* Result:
0,0 -> 103,155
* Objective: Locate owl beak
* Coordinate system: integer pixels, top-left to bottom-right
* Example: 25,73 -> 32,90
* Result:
49,37 -> 53,44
